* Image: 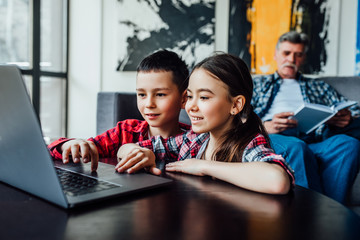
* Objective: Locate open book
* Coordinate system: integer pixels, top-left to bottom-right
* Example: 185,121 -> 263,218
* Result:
292,100 -> 358,134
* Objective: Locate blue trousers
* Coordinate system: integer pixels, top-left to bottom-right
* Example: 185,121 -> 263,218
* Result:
270,134 -> 360,203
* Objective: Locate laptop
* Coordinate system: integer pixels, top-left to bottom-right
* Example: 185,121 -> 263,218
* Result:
0,65 -> 172,209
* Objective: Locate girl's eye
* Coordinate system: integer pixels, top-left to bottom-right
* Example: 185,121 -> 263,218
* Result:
137,93 -> 146,98
200,96 -> 209,100
187,95 -> 193,99
156,93 -> 166,97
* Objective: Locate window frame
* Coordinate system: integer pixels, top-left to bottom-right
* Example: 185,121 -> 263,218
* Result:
20,0 -> 69,137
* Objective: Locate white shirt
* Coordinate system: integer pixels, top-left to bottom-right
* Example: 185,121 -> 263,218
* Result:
262,79 -> 303,121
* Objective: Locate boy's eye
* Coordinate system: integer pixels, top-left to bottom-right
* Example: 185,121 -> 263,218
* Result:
156,93 -> 166,97
137,93 -> 146,98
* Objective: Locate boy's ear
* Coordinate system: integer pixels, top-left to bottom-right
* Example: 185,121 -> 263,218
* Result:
230,95 -> 245,115
181,90 -> 187,109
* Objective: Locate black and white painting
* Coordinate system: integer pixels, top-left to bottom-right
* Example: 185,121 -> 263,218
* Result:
116,0 -> 215,71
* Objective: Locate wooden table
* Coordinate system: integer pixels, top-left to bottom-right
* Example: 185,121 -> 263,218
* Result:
0,168 -> 359,240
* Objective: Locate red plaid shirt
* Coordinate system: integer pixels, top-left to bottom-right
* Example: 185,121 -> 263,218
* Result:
138,132 -> 295,186
48,119 -> 190,161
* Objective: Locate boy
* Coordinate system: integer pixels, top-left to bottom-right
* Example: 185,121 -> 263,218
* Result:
48,50 -> 190,173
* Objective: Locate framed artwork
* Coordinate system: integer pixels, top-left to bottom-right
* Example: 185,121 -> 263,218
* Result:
115,0 -> 216,71
228,0 -> 339,75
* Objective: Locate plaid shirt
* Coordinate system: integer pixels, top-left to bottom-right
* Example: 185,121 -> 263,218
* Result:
138,131 -> 295,186
251,72 -> 360,136
48,119 -> 190,160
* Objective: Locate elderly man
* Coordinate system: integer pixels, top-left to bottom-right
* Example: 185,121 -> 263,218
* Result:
251,31 -> 360,203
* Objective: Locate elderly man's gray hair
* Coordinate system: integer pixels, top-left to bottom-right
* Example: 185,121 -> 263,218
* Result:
276,31 -> 309,52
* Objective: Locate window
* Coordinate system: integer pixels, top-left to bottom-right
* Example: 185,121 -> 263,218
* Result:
0,0 -> 68,143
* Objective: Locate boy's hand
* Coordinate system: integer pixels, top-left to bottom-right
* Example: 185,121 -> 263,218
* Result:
61,139 -> 99,171
116,144 -> 161,175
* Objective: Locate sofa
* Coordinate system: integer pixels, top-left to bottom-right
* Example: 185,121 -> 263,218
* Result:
96,76 -> 360,214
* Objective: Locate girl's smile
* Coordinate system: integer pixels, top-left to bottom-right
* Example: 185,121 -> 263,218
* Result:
185,69 -> 234,137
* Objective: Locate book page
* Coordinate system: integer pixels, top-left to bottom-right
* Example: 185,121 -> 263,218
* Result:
292,103 -> 334,134
332,100 -> 357,112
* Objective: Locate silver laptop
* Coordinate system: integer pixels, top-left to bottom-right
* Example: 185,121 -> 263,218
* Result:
0,65 -> 172,209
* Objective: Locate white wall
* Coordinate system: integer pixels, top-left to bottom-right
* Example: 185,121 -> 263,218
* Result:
338,0 -> 358,75
68,0 -> 357,138
323,0 -> 358,75
68,0 -> 102,138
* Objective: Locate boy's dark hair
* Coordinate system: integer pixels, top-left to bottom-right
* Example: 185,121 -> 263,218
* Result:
137,49 -> 189,93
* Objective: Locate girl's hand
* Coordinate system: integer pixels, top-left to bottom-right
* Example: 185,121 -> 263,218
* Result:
165,159 -> 207,176
116,145 -> 161,175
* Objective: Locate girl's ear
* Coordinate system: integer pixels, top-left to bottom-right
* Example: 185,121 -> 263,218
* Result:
230,95 -> 246,115
181,90 -> 187,109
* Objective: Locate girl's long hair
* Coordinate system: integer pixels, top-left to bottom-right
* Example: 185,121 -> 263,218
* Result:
192,53 -> 270,162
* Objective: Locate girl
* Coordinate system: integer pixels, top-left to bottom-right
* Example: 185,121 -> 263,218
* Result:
116,53 -> 294,194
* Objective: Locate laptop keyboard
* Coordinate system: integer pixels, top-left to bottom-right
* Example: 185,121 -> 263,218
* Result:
55,167 -> 121,196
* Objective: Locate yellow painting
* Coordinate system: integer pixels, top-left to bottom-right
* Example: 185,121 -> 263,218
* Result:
229,0 -> 332,75
247,0 -> 293,74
